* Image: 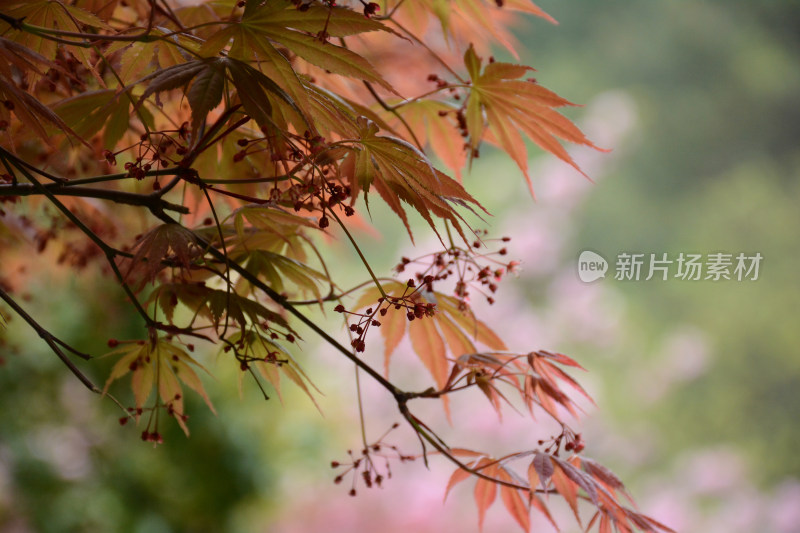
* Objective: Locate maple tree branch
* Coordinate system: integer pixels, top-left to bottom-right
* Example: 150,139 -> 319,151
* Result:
0,286 -> 132,418
0,11 -> 193,45
395,401 -> 531,492
144,203 -> 510,485
58,168 -> 180,187
0,12 -> 150,44
0,182 -> 189,214
0,286 -> 92,362
389,86 -> 455,111
388,19 -> 466,84
327,208 -> 388,299
201,175 -> 294,185
354,366 -> 371,453
149,205 -> 537,496
0,287 -> 100,393
147,209 -> 403,398
284,278 -> 396,306
377,0 -> 407,20
363,80 -> 425,151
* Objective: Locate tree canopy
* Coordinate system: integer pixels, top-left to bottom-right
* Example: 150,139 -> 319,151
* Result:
0,1 -> 673,531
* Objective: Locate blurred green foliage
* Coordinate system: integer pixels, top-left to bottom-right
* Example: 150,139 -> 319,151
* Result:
518,0 -> 800,485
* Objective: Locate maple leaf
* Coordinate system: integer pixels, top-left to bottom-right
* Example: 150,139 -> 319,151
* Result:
402,0 -> 554,58
147,282 -> 297,337
302,83 -> 393,140
0,1 -> 109,70
524,350 -> 594,419
0,38 -> 89,145
108,28 -> 200,84
472,457 -> 500,530
356,281 -> 505,381
229,205 -> 321,254
53,89 -> 153,148
395,100 -> 467,179
340,117 -> 486,242
124,223 -> 203,287
229,330 -> 322,411
237,250 -> 328,301
200,0 -> 395,94
134,57 -> 305,138
243,1 -> 395,37
102,338 -> 215,435
463,44 -> 606,195
496,468 -> 531,532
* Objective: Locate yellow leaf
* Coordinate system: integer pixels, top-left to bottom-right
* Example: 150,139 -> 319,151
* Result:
102,343 -> 146,395
131,349 -> 155,408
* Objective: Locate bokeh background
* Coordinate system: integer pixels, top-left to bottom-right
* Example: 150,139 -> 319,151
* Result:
1,1 -> 799,532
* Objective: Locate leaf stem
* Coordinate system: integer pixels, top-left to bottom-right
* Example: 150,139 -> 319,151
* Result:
327,208 -> 388,299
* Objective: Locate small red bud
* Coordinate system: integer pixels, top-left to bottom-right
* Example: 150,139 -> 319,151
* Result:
363,1 -> 380,17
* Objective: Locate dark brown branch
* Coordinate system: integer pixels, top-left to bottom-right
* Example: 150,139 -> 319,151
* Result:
0,183 -> 189,214
147,206 -> 535,494
0,286 -> 98,391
